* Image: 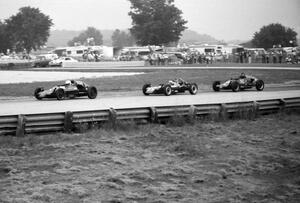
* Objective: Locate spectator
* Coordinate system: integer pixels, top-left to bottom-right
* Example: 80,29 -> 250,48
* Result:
248,52 -> 252,64
266,53 -> 269,63
262,52 -> 266,63
278,50 -> 283,63
292,50 -> 297,64
239,52 -> 243,63
272,52 -> 277,63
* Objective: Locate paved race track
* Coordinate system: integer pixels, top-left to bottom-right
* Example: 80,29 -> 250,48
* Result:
1,90 -> 300,116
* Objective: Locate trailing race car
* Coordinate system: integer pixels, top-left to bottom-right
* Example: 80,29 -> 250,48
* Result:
212,73 -> 264,92
142,78 -> 198,96
34,80 -> 97,100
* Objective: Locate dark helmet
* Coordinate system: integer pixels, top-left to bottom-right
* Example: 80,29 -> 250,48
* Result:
240,72 -> 246,78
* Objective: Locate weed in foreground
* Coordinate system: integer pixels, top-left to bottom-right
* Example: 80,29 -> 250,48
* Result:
231,106 -> 257,120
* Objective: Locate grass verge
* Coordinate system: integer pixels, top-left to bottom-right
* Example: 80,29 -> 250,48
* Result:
0,111 -> 299,202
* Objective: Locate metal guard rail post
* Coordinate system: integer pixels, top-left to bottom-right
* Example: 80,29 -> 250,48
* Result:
0,97 -> 299,136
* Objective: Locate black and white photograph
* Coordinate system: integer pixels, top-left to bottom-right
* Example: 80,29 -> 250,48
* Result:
0,0 -> 300,202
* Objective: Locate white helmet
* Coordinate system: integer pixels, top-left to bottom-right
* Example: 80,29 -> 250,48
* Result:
65,80 -> 71,85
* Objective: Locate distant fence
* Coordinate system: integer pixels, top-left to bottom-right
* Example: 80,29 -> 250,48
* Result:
0,97 -> 300,136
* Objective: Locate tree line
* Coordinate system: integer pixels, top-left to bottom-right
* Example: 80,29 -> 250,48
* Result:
0,7 -> 53,53
0,0 -> 297,55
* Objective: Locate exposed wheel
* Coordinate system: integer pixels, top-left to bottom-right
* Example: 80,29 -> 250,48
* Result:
34,87 -> 44,100
231,81 -> 240,92
163,84 -> 172,96
189,83 -> 198,95
87,86 -> 97,99
55,88 -> 65,100
256,80 -> 264,91
142,84 -> 151,95
212,81 -> 220,91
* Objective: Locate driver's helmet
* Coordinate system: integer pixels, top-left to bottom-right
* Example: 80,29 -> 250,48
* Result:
240,72 -> 246,78
178,78 -> 184,85
65,80 -> 72,85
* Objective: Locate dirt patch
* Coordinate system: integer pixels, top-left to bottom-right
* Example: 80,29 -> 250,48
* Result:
0,113 -> 300,202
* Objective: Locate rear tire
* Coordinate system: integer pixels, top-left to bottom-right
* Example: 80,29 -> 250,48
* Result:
189,83 -> 198,95
142,84 -> 151,95
163,84 -> 172,96
212,81 -> 220,91
256,80 -> 264,91
56,88 -> 65,100
87,86 -> 97,99
231,81 -> 240,92
34,87 -> 43,100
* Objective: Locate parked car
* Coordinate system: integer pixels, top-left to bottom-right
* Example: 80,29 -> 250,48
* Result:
32,55 -> 51,67
142,78 -> 198,96
49,57 -> 78,67
212,73 -> 264,92
34,80 -> 97,100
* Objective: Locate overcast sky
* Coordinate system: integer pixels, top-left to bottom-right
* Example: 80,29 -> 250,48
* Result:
0,0 -> 299,41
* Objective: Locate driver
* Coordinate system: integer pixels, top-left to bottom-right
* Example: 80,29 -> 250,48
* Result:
239,73 -> 247,84
169,78 -> 183,87
65,80 -> 72,86
239,73 -> 256,84
240,72 -> 246,79
178,78 -> 184,86
65,80 -> 76,87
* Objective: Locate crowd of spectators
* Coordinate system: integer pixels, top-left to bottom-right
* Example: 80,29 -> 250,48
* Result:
118,47 -> 300,65
81,49 -> 104,62
1,46 -> 299,65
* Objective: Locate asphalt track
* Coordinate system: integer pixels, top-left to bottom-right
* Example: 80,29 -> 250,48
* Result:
1,90 -> 300,116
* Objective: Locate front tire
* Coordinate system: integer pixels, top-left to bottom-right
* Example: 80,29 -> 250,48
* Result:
189,83 -> 198,95
212,81 -> 220,91
142,84 -> 151,95
56,88 -> 65,100
163,84 -> 172,96
231,81 -> 240,92
34,87 -> 44,100
256,80 -> 264,91
87,86 -> 97,99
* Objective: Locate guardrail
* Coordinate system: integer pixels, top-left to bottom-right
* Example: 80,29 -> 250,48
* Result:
0,97 -> 300,136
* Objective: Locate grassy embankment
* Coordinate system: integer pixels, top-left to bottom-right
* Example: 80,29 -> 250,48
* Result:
0,68 -> 300,97
0,111 -> 300,202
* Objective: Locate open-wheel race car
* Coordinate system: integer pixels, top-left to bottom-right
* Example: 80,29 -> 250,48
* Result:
212,73 -> 264,92
142,78 -> 198,96
34,80 -> 97,100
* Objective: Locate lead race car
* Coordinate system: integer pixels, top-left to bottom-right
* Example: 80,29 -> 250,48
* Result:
142,78 -> 198,96
34,80 -> 97,100
212,73 -> 264,92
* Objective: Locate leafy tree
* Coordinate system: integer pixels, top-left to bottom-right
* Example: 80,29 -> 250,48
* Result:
5,7 -> 53,53
0,21 -> 12,53
128,0 -> 187,46
68,27 -> 103,46
251,23 -> 298,49
111,29 -> 135,48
